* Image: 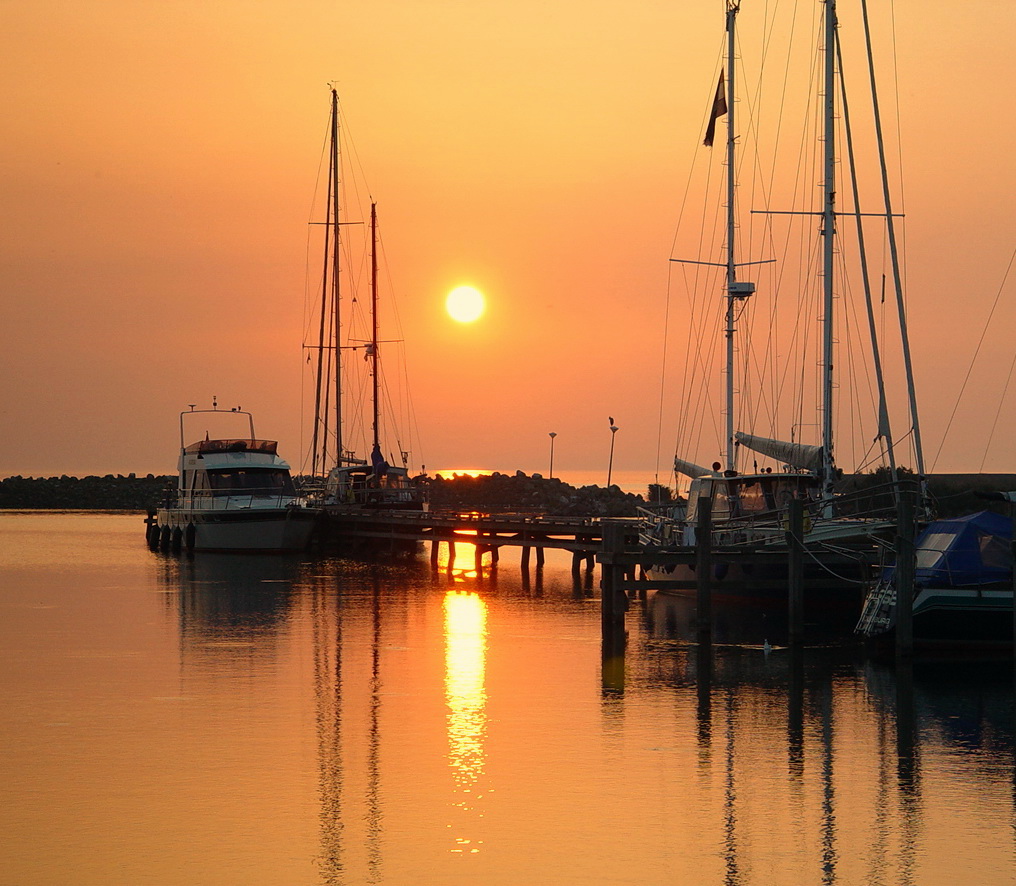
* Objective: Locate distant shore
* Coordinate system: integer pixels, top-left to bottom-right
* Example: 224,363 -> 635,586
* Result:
0,471 -> 648,517
2,471 -> 1013,518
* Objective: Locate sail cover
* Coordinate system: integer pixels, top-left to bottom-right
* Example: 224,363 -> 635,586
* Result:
735,432 -> 824,473
673,456 -> 720,479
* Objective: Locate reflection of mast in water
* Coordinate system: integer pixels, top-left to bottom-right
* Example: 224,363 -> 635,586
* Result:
443,590 -> 488,854
787,648 -> 804,780
365,574 -> 383,882
313,575 -> 344,883
818,679 -> 838,885
722,691 -> 741,886
696,641 -> 712,770
869,693 -> 893,883
895,660 -> 921,886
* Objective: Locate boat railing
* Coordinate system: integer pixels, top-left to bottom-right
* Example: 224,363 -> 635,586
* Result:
175,490 -> 307,510
184,438 -> 279,456
637,479 -> 903,548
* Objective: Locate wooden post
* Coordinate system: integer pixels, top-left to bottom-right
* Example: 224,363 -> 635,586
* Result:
895,480 -> 916,659
474,541 -> 483,573
571,551 -> 583,580
696,498 -> 713,639
430,540 -> 440,570
490,544 -> 499,566
1010,535 -> 1016,666
521,546 -> 531,572
787,497 -> 805,645
601,523 -> 627,693
536,546 -> 545,570
600,521 -> 628,636
447,540 -> 456,570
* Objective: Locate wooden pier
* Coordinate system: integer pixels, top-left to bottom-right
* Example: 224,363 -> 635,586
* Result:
317,507 -> 607,575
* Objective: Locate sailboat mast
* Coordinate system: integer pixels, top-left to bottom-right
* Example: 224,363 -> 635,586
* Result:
820,0 -> 838,502
370,202 -> 380,452
858,0 -> 927,485
723,1 -> 739,474
330,88 -> 343,466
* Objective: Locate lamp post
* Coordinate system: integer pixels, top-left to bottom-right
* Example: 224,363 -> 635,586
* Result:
607,418 -> 619,488
548,432 -> 557,480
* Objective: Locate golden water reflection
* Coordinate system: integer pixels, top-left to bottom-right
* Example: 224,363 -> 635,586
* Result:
443,590 -> 488,854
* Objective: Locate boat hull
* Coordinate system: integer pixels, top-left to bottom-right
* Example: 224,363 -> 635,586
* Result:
156,506 -> 318,553
910,587 -> 1013,649
645,549 -> 869,611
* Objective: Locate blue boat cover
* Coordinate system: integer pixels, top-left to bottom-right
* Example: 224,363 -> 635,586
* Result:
910,510 -> 1013,588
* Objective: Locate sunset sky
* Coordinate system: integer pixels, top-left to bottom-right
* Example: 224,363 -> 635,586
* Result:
4,0 -> 1016,485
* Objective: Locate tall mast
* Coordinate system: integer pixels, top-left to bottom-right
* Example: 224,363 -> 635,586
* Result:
721,1 -> 755,475
673,0 -> 761,476
370,202 -> 380,452
820,0 -> 838,503
723,0 -> 739,474
858,0 -> 927,489
330,88 -> 343,466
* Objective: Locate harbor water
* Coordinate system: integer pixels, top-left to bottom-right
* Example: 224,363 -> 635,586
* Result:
2,512 -> 1015,885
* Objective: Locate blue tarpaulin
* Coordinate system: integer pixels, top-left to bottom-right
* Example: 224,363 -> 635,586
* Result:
911,511 -> 1012,588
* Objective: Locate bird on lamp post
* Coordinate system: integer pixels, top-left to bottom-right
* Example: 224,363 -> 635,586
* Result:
607,418 -> 619,488
548,432 -> 557,480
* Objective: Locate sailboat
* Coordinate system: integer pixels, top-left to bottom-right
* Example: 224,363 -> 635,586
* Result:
641,0 -> 925,603
306,90 -> 426,515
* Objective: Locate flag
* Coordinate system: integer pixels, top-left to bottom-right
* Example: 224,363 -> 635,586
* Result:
703,70 -> 727,147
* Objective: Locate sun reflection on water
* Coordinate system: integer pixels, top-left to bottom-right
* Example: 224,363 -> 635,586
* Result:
443,590 -> 488,853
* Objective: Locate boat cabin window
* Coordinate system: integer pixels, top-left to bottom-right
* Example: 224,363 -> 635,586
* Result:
205,468 -> 295,496
915,532 -> 955,570
978,531 -> 1012,571
729,479 -> 766,515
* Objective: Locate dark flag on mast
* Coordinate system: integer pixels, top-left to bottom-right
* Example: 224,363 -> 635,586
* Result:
703,70 -> 727,147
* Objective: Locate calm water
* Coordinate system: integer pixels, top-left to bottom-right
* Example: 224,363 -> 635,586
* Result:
2,512 -> 1016,885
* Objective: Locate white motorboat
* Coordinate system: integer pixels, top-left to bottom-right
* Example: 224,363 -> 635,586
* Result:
152,405 -> 318,553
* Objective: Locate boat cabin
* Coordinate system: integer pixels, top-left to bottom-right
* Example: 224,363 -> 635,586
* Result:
685,470 -> 820,524
177,438 -> 298,504
326,463 -> 424,509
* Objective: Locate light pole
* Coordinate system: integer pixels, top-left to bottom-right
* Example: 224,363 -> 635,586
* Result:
607,418 -> 619,488
548,432 -> 557,480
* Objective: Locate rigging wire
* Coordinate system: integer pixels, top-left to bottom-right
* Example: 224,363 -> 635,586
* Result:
977,250 -> 1016,470
931,243 -> 1016,471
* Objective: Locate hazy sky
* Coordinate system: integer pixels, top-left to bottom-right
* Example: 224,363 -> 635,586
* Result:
4,0 -> 1015,483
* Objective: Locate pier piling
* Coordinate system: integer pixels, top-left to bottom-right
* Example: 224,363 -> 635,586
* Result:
695,499 -> 713,641
787,497 -> 805,645
894,480 -> 917,659
600,521 -> 628,638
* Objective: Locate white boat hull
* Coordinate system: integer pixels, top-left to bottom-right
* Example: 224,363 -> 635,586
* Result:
156,506 -> 318,553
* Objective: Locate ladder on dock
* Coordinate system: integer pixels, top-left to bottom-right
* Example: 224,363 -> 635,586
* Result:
855,576 -> 897,637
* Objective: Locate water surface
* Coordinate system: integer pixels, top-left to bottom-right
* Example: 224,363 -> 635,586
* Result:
2,513 -> 1014,884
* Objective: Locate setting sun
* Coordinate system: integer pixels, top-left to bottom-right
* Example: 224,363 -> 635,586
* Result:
445,286 -> 486,323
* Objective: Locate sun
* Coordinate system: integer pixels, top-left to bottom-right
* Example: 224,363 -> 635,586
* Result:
446,286 -> 486,323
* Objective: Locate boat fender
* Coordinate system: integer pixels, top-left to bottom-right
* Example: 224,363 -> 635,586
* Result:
780,508 -> 813,534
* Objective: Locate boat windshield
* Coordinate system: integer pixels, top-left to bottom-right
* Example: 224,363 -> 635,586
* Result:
206,468 -> 295,496
720,475 -> 820,517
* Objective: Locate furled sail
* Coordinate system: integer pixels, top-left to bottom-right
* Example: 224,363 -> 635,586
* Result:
734,432 -> 824,473
673,456 -> 721,480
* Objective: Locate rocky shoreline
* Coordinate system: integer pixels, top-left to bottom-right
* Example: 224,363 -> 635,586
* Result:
0,471 -> 648,517
4,469 -> 1008,518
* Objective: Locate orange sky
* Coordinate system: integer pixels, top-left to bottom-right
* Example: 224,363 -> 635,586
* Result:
4,0 -> 1016,483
